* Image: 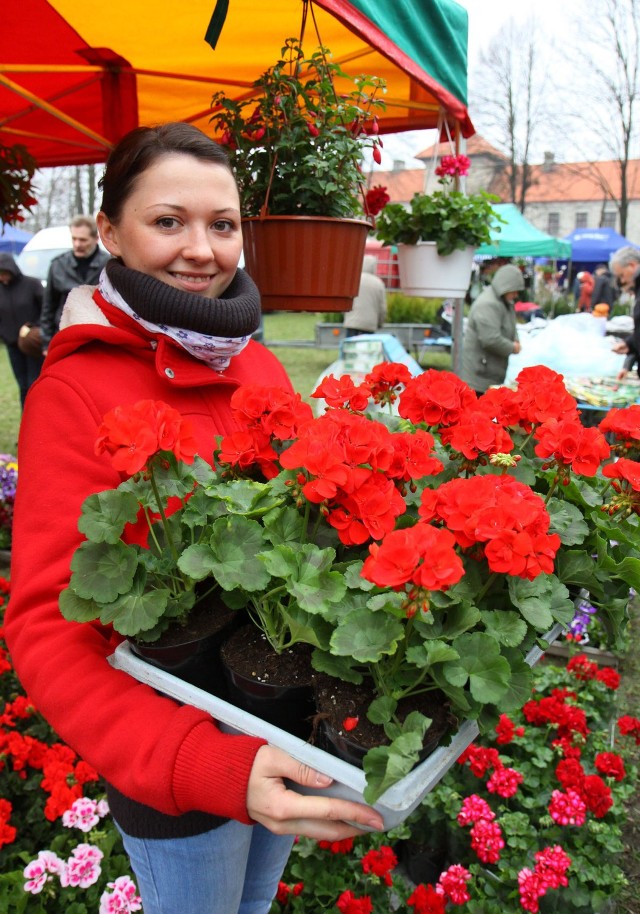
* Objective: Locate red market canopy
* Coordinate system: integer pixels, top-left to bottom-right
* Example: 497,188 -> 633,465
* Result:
1,0 -> 473,168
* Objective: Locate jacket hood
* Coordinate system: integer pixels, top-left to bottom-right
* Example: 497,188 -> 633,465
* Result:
491,264 -> 525,298
0,253 -> 21,278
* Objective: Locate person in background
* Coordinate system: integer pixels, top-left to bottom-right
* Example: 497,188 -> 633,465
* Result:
4,122 -> 383,914
461,262 -> 523,395
343,254 -> 387,336
576,270 -> 594,312
0,252 -> 44,408
610,246 -> 640,379
39,214 -> 111,352
590,263 -> 617,310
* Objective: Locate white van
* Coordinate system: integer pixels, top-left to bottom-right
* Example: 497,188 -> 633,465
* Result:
16,226 -> 72,286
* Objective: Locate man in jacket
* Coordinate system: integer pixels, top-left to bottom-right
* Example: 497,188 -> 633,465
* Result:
610,246 -> 640,379
590,263 -> 618,310
0,253 -> 44,408
40,215 -> 110,351
461,263 -> 523,394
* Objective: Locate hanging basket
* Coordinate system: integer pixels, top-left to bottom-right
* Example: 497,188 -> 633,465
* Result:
241,215 -> 369,312
397,242 -> 475,298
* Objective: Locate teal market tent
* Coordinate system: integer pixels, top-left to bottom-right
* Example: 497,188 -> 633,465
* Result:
475,204 -> 572,259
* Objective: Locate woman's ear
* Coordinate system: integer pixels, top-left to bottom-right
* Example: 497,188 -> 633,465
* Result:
96,211 -> 121,258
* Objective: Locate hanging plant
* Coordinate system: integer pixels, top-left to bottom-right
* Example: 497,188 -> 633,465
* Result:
0,142 -> 37,226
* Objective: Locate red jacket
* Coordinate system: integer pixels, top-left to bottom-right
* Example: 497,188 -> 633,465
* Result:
5,288 -> 292,823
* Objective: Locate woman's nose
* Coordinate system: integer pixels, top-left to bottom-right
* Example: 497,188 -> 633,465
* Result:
182,227 -> 214,261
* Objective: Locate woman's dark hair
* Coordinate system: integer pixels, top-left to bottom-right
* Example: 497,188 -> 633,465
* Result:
98,123 -> 234,221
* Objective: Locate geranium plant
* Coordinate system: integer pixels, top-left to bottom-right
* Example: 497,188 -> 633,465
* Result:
408,654 -> 638,913
0,578 -> 141,913
209,36 -> 386,219
59,368 -> 639,803
375,154 -> 500,255
0,141 -> 37,225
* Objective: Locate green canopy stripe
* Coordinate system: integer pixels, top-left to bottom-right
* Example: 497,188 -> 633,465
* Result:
318,0 -> 472,133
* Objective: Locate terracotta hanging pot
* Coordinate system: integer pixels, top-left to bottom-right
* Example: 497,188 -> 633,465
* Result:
241,215 -> 370,312
397,242 -> 475,298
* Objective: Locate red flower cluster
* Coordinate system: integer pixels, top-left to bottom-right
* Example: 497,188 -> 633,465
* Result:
361,844 -> 397,885
602,457 -> 640,516
398,369 -> 476,427
419,474 -> 560,580
566,653 -> 621,689
0,797 -> 16,849
336,889 -> 373,914
95,399 -> 197,475
275,880 -> 304,903
434,154 -> 471,177
364,184 -> 390,216
495,713 -> 525,744
599,404 -> 640,448
534,417 -> 610,477
617,714 -> 640,744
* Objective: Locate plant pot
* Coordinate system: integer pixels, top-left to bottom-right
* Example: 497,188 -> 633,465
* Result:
128,598 -> 240,698
219,624 -> 316,741
313,673 -> 457,769
396,242 -> 475,298
241,215 -> 369,312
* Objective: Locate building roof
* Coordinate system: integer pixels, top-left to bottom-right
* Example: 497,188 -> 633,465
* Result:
504,159 -> 640,204
416,134 -> 507,162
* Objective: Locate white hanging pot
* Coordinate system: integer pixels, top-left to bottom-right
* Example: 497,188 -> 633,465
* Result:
397,242 -> 475,298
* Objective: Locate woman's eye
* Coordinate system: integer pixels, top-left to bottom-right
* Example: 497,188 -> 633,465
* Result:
212,219 -> 235,232
156,217 -> 179,229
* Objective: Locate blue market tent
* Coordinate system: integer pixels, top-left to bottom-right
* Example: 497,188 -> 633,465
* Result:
475,204 -> 571,259
562,227 -> 638,263
0,224 -> 32,254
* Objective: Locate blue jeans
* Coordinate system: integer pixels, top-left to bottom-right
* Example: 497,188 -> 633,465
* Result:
117,821 -> 294,914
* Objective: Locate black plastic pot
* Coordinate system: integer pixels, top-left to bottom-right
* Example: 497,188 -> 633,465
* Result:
129,600 -> 241,698
220,624 -> 316,741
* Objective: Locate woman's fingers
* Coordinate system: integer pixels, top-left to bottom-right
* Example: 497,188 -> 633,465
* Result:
246,745 -> 385,838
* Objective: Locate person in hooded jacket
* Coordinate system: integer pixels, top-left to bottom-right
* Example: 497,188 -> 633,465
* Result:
0,252 -> 44,408
4,123 -> 383,914
461,262 -> 523,395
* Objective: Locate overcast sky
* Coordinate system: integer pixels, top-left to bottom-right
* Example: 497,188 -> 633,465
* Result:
374,0 -> 582,169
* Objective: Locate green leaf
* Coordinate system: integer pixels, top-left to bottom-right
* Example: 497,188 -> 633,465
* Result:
508,577 -> 554,630
406,639 -> 460,667
98,579 -> 171,636
207,515 -> 272,592
547,498 -> 589,545
77,489 -> 141,543
362,716 -> 430,804
59,588 -> 102,623
480,610 -> 528,647
311,649 -> 364,684
329,607 -> 403,663
445,632 -> 510,703
68,540 -> 138,602
260,543 -> 346,612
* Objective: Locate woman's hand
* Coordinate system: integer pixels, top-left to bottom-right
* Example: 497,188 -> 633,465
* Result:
246,744 -> 385,840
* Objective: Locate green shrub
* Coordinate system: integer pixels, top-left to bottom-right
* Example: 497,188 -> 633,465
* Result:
386,293 -> 442,323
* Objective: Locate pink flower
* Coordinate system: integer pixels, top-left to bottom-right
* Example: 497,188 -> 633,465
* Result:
534,845 -> 571,890
62,796 -> 101,832
470,818 -> 505,864
60,843 -> 104,889
23,851 -> 65,894
518,867 -> 546,913
99,875 -> 143,913
486,765 -> 524,798
457,794 -> 495,826
438,864 -> 472,904
548,788 -> 587,826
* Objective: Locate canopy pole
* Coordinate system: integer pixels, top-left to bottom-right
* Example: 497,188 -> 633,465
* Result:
452,120 -> 465,377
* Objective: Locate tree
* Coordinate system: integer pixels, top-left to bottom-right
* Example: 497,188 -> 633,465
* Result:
22,165 -> 102,230
469,18 -> 555,212
565,0 -> 640,235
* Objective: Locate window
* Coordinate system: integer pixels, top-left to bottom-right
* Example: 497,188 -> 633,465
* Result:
602,211 -> 617,229
575,211 -> 588,228
547,212 -> 560,235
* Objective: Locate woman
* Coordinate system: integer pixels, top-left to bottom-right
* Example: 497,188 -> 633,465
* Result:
4,123 -> 383,914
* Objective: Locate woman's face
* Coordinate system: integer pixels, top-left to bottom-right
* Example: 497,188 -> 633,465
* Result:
97,154 -> 243,299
